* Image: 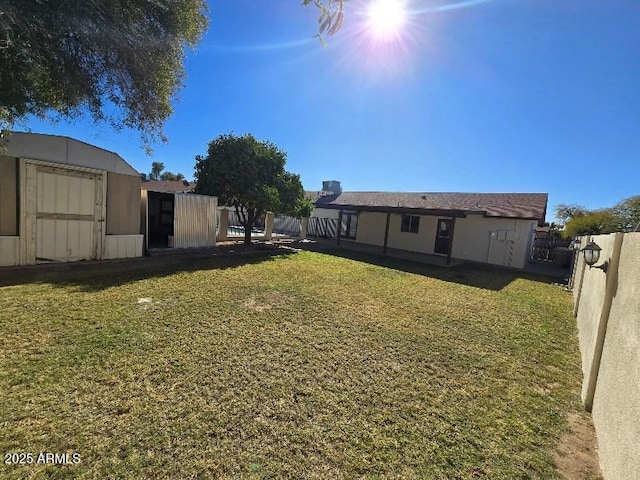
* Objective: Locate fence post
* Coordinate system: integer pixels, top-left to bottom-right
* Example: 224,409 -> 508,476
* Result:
300,217 -> 308,238
264,212 -> 274,240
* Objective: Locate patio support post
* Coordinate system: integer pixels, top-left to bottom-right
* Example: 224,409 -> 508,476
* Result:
383,212 -> 391,254
337,210 -> 342,246
217,208 -> 229,242
446,217 -> 457,266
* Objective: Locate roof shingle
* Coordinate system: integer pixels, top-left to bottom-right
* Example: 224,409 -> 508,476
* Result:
142,180 -> 196,194
313,191 -> 548,221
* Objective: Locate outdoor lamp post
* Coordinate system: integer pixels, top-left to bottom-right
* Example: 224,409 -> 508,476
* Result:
581,241 -> 608,272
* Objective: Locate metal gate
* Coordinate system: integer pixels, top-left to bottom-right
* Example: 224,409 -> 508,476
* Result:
173,193 -> 217,248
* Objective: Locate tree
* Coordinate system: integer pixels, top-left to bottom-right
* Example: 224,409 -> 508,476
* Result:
303,0 -> 345,44
159,171 -> 185,181
147,161 -> 185,181
555,204 -> 588,225
194,133 -> 307,245
0,0 -> 208,150
610,195 -> 640,232
149,162 -> 165,181
563,210 -> 624,238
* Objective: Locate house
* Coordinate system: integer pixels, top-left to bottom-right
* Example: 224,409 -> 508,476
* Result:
310,181 -> 547,269
0,132 -> 143,266
141,180 -> 217,250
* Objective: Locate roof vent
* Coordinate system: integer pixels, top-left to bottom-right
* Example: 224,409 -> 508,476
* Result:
321,180 -> 342,195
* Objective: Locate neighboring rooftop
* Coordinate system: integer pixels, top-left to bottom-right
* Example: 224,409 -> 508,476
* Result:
313,191 -> 548,222
142,180 -> 196,194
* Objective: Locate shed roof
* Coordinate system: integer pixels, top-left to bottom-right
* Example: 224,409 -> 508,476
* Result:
142,180 -> 196,193
5,132 -> 139,177
313,191 -> 548,221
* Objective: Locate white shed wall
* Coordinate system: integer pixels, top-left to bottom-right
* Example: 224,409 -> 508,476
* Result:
104,235 -> 144,259
0,236 -> 19,266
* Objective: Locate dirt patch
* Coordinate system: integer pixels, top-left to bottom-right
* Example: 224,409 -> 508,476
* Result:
243,292 -> 293,312
555,411 -> 603,480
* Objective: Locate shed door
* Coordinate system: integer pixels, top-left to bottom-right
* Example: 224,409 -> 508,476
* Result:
32,165 -> 103,262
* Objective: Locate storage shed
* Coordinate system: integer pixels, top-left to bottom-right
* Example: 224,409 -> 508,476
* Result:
0,132 -> 143,266
141,181 -> 217,251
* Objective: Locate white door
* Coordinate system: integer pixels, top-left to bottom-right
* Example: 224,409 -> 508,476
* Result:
22,161 -> 105,263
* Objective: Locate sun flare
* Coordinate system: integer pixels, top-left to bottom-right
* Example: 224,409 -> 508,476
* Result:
366,0 -> 407,38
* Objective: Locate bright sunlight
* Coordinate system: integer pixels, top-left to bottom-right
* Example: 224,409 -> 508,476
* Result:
366,0 -> 407,38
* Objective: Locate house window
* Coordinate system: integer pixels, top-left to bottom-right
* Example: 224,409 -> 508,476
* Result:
401,215 -> 420,233
340,211 -> 358,239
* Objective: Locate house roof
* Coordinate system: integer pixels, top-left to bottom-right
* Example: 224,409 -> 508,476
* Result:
313,191 -> 548,221
142,180 -> 196,193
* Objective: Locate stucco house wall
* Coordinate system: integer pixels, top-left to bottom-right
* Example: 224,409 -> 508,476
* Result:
351,211 -> 536,269
354,212 -> 387,247
386,214 -> 440,254
452,215 -> 537,269
311,207 -> 340,220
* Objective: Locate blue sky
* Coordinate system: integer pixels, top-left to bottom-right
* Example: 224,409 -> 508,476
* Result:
25,0 -> 639,221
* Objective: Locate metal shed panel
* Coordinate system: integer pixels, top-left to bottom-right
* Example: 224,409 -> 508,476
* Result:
173,193 -> 217,248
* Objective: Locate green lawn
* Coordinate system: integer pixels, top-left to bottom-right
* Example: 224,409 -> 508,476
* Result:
0,249 -> 584,479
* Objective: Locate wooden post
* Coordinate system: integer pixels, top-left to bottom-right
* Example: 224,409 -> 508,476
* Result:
383,212 -> 391,254
337,211 -> 342,246
446,217 -> 456,266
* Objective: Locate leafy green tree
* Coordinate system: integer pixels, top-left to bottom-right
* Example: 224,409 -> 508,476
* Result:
159,171 -> 185,181
294,198 -> 315,219
303,0 -> 345,44
149,162 -> 165,181
194,133 -> 307,244
555,204 -> 588,225
147,162 -> 185,181
0,0 -> 208,150
563,210 -> 624,238
610,195 -> 640,231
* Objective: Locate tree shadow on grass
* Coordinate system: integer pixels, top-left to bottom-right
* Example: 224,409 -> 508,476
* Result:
299,244 -> 565,292
0,247 -> 296,292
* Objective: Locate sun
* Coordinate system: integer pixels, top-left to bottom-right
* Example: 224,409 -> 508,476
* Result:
366,0 -> 408,38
